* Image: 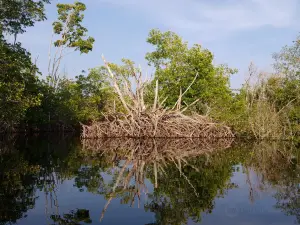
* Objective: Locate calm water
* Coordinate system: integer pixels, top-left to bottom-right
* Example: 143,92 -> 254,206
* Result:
1,135 -> 300,225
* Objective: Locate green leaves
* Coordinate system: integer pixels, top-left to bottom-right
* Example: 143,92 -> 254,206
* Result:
53,21 -> 63,34
0,0 -> 50,35
145,29 -> 237,115
146,29 -> 187,68
0,0 -> 49,130
25,67 -> 115,128
273,35 -> 300,79
48,1 -> 95,90
52,1 -> 95,54
0,38 -> 42,129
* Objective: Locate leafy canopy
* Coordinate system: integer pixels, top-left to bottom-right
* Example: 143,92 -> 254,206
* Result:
0,0 -> 50,129
145,29 -> 237,114
52,1 -> 95,54
0,0 -> 50,35
0,39 -> 41,129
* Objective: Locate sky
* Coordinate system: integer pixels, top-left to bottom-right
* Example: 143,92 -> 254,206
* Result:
15,0 -> 300,88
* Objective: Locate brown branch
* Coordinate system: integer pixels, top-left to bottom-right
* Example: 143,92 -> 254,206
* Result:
102,55 -> 133,116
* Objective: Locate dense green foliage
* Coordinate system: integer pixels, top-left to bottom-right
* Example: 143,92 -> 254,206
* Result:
145,29 -> 237,115
0,39 -> 41,130
0,0 -> 50,131
0,0 -> 100,131
24,69 -> 113,131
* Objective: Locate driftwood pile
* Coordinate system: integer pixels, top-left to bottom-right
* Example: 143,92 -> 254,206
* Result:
82,112 -> 233,138
81,56 -> 233,138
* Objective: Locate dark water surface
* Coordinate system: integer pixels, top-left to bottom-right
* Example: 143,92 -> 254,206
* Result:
1,135 -> 300,225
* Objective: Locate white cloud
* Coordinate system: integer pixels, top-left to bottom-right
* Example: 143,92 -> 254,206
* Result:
93,0 -> 299,39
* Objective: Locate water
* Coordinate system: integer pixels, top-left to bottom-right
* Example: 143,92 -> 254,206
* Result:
1,135 -> 300,225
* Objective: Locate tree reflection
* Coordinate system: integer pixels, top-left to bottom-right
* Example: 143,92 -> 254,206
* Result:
0,135 -> 81,225
144,147 -> 245,225
50,209 -> 92,225
81,139 -> 300,224
2,135 -> 300,225
81,138 -> 241,224
242,141 -> 300,223
0,138 -> 39,225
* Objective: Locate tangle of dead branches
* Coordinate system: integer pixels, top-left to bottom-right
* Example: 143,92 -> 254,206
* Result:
81,55 -> 234,138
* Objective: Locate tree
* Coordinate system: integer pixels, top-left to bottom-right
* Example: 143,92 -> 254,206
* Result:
0,0 -> 50,38
273,35 -> 300,79
0,39 -> 41,130
72,68 -> 113,121
145,29 -> 237,116
48,1 -> 95,89
24,68 -> 113,130
268,35 -> 300,135
0,0 -> 50,130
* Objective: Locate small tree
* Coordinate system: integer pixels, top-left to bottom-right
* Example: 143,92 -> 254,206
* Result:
48,1 -> 95,90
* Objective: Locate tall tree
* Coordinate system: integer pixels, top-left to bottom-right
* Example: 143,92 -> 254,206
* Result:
48,1 -> 95,89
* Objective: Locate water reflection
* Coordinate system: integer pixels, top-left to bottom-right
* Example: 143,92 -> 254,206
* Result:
245,142 -> 300,224
50,209 -> 92,224
82,138 -> 234,222
0,135 -> 300,225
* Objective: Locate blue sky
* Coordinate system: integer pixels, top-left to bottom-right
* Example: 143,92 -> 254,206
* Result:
15,0 -> 300,88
